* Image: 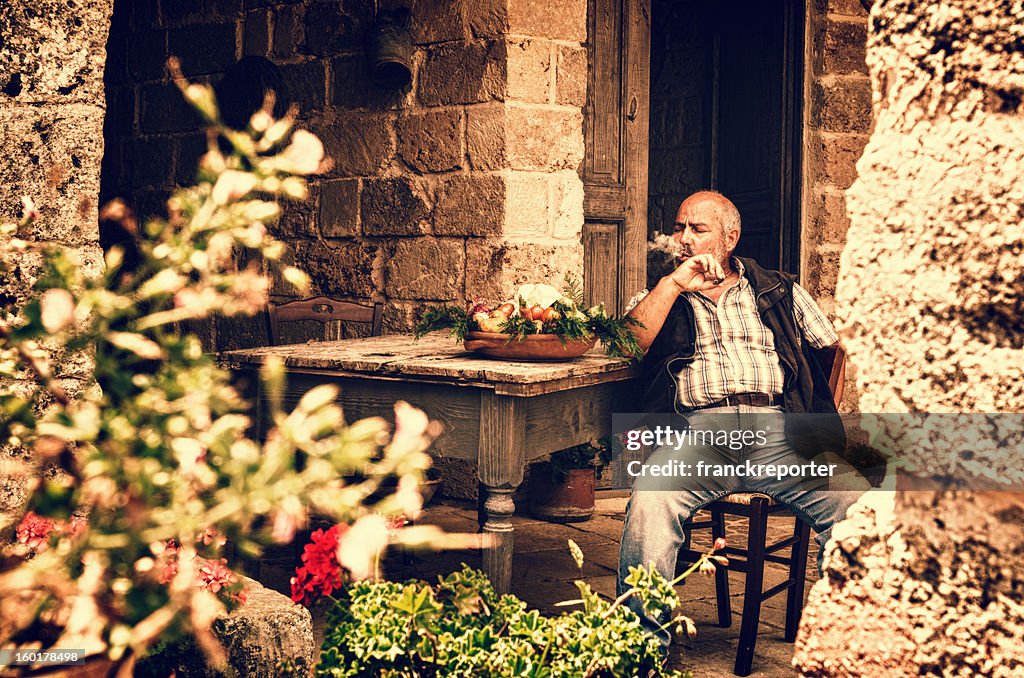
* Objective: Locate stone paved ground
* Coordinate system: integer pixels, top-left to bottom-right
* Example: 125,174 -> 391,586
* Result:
259,492 -> 819,677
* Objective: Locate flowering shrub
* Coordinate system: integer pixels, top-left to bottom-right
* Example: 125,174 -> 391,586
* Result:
0,60 -> 477,671
289,534 -> 726,678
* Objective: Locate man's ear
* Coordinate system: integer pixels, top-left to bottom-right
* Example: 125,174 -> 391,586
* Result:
725,227 -> 740,252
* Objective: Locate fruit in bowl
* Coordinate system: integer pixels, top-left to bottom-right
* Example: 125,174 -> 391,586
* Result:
413,277 -> 643,360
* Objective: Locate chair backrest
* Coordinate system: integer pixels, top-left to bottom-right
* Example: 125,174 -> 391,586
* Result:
266,296 -> 383,345
818,343 -> 847,408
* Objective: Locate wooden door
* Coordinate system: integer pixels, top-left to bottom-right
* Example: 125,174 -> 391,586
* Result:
709,0 -> 803,272
582,0 -> 651,314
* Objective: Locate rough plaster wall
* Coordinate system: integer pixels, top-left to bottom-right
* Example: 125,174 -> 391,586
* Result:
795,1 -> 1024,675
0,1 -> 110,532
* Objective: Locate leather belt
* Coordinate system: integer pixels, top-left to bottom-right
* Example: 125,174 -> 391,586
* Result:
681,393 -> 783,412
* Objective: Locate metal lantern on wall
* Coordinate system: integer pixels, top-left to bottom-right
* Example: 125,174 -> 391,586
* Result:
369,6 -> 412,90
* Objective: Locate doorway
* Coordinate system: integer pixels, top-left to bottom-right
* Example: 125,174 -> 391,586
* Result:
648,0 -> 804,272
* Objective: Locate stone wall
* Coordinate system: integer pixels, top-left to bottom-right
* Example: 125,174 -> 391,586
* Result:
101,0 -> 588,350
803,0 -> 871,319
795,0 -> 1024,674
0,1 -> 111,531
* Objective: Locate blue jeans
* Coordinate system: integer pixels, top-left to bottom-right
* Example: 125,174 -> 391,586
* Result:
616,405 -> 865,648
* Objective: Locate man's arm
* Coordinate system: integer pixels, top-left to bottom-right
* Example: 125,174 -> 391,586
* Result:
628,254 -> 726,354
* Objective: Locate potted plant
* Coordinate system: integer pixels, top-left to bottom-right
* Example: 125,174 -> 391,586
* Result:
0,64 -> 476,675
529,438 -> 614,523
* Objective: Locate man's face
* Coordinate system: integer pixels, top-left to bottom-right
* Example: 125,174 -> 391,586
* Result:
672,197 -> 734,268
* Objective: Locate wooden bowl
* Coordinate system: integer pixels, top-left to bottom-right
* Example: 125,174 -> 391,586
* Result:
463,332 -> 597,361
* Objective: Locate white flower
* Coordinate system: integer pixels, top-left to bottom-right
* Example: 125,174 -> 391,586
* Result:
280,130 -> 325,175
211,170 -> 259,205
338,514 -> 389,580
40,289 -> 75,333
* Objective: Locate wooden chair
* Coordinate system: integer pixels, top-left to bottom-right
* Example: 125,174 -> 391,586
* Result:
676,344 -> 846,676
265,296 -> 383,344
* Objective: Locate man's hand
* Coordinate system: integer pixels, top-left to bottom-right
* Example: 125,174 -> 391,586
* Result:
666,254 -> 726,293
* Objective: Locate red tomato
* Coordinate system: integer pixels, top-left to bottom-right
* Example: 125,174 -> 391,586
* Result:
498,302 -> 515,316
528,305 -> 545,321
541,307 -> 561,323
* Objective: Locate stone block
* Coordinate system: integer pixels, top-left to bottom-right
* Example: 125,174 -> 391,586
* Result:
162,0 -> 205,27
360,177 -> 431,236
551,171 -> 583,240
815,17 -> 868,76
382,300 -> 421,333
466,239 -> 583,302
419,40 -> 506,106
467,103 -> 508,170
276,182 -> 320,237
383,238 -> 465,300
504,173 -> 549,236
805,186 -> 852,246
168,23 -> 239,76
278,60 -> 327,116
144,576 -> 315,678
130,137 -> 176,189
506,104 -> 584,171
467,0 -> 509,38
811,77 -> 872,133
410,0 -> 466,44
215,312 -> 271,351
243,9 -> 271,56
292,239 -> 379,298
140,82 -> 203,134
0,105 -> 103,246
315,112 -> 393,177
0,0 -> 113,103
303,0 -> 374,56
319,179 -> 359,237
127,29 -> 168,82
397,109 -> 463,173
507,39 -> 552,104
272,4 -> 302,59
176,133 -> 209,185
813,0 -> 869,17
207,0 -> 245,21
434,174 -> 505,236
807,131 -> 869,190
508,0 -> 586,42
331,55 -> 371,108
556,45 -> 587,107
804,247 -> 840,301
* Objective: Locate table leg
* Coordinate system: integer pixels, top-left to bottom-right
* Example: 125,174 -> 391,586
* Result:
480,484 -> 516,594
477,392 -> 525,595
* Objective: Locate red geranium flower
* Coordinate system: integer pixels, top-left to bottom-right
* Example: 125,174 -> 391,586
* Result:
290,524 -> 348,606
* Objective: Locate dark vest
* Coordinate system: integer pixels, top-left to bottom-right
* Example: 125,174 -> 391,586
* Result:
638,256 -> 847,458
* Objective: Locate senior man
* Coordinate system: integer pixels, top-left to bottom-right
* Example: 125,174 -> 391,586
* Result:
618,190 -> 865,650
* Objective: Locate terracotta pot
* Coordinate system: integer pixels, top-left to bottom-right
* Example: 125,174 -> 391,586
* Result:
528,463 -> 595,523
463,332 -> 597,361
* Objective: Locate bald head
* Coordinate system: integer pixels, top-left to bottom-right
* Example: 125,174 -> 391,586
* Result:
679,191 -> 742,241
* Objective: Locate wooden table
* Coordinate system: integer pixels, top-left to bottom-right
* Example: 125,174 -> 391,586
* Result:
220,333 -> 639,594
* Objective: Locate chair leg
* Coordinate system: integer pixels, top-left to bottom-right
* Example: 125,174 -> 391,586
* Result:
735,497 -> 769,677
785,515 -> 811,642
711,508 -> 731,627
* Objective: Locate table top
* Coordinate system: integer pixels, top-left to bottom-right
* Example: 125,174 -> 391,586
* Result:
219,333 -> 639,396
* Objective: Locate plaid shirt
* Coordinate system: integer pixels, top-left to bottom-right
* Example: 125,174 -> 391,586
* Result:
626,259 -> 839,408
